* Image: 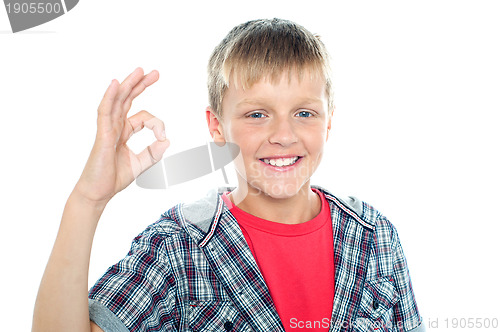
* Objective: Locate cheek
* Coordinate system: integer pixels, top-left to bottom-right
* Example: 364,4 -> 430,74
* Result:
227,125 -> 259,146
305,133 -> 327,153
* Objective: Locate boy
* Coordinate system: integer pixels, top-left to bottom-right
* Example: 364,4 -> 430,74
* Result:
33,18 -> 425,331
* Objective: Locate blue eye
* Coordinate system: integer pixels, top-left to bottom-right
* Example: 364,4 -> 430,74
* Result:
248,112 -> 265,118
297,110 -> 313,117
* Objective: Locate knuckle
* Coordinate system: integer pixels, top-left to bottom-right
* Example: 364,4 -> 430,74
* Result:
140,110 -> 154,118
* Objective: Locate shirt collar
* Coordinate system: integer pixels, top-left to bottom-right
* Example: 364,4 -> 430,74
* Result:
177,185 -> 375,247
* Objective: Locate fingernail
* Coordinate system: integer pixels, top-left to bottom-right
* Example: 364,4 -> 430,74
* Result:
161,130 -> 167,140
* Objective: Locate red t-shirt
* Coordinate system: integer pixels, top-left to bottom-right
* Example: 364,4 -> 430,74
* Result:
222,188 -> 334,331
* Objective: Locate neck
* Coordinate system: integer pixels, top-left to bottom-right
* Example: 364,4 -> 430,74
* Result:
228,184 -> 321,224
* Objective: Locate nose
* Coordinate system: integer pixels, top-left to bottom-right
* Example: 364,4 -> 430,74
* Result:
268,117 -> 298,146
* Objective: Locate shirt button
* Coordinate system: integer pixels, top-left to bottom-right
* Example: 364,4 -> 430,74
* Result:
373,300 -> 379,310
224,321 -> 234,331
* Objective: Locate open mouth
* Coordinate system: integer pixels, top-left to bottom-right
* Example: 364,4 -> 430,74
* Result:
259,156 -> 302,167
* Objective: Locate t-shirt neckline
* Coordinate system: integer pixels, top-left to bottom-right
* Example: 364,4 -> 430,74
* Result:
221,188 -> 330,237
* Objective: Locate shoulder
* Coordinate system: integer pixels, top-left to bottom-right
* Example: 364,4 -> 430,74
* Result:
127,204 -> 186,257
313,185 -> 399,238
134,210 -> 182,239
352,197 -> 400,246
331,193 -> 408,274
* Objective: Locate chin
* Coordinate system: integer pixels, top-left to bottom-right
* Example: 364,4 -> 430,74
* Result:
254,181 -> 307,200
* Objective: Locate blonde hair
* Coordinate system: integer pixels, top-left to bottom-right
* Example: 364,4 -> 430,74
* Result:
207,18 -> 334,118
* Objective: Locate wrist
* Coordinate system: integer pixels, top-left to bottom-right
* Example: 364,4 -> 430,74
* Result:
70,187 -> 110,212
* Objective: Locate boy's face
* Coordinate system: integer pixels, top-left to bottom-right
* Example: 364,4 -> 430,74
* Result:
207,70 -> 332,200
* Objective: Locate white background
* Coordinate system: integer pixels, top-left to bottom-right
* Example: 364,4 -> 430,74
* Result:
1,0 -> 499,330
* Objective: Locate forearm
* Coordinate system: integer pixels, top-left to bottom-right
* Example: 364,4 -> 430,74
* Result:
32,190 -> 107,332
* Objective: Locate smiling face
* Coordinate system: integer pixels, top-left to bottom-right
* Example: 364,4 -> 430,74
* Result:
207,69 -> 333,204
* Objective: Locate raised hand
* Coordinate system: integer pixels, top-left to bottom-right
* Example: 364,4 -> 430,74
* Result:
74,67 -> 170,205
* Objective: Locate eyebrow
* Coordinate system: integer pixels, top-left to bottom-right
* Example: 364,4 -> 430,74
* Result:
235,97 -> 323,108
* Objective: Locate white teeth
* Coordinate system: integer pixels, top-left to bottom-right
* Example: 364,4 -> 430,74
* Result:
263,157 -> 299,167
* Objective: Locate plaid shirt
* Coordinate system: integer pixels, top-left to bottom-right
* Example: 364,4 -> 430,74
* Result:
88,185 -> 425,332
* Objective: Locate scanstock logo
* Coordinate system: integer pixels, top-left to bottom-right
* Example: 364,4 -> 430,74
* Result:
3,0 -> 79,33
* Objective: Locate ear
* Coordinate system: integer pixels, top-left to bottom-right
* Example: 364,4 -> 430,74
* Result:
206,106 -> 226,144
326,105 -> 335,141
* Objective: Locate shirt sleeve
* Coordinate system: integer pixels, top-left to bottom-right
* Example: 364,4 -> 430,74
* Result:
88,222 -> 176,331
89,299 -> 129,332
391,225 -> 426,332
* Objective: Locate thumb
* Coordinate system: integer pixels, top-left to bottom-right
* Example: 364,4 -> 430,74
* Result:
149,138 -> 170,162
133,138 -> 170,178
